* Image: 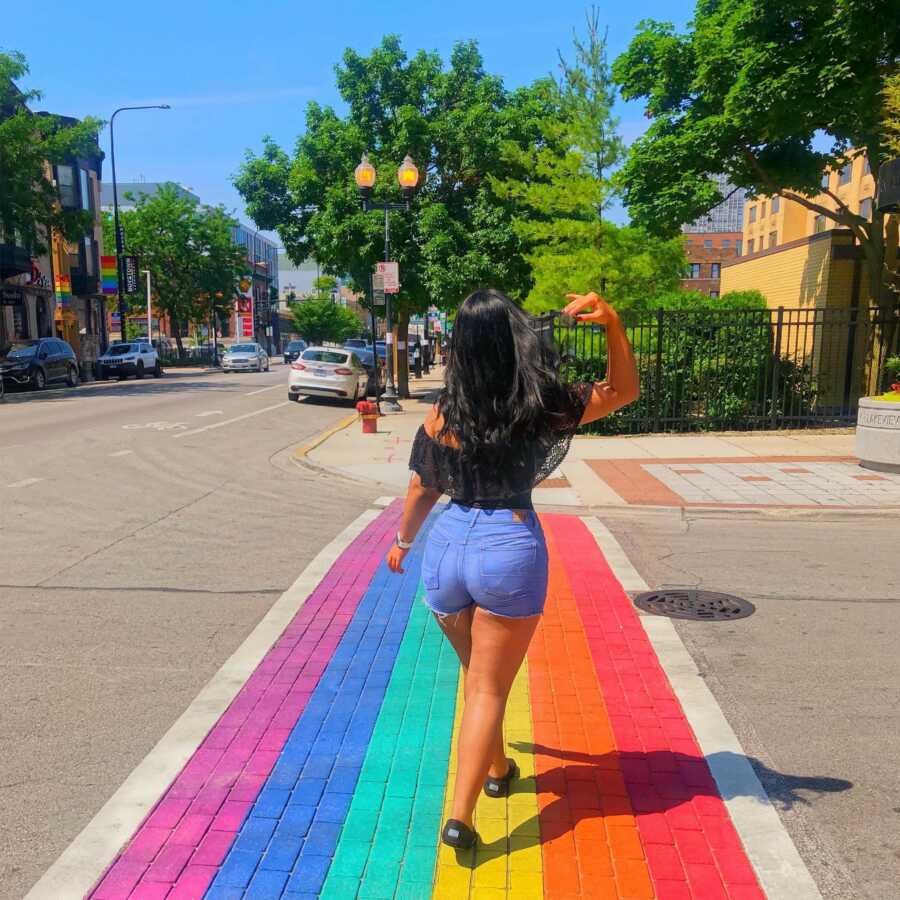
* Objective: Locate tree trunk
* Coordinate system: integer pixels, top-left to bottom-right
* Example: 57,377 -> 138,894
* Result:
860,213 -> 899,390
171,316 -> 185,356
395,307 -> 410,398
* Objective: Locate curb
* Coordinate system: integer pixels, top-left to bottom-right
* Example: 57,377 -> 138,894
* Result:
586,501 -> 900,521
292,412 -> 359,477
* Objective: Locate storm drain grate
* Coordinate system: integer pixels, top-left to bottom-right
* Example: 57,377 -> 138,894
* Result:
633,589 -> 755,622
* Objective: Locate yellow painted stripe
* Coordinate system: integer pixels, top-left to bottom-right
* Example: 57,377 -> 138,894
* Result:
433,659 -> 544,899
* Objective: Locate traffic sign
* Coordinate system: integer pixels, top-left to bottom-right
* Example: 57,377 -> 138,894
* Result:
376,261 -> 400,293
372,273 -> 386,307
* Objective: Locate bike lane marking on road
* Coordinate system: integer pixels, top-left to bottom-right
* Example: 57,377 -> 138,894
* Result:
108,450 -> 134,458
584,517 -> 822,899
204,520 -> 429,898
25,503 -> 398,900
7,477 -> 44,488
172,402 -> 291,439
195,410 -> 224,417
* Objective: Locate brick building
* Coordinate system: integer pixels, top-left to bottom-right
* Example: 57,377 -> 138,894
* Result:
680,175 -> 745,297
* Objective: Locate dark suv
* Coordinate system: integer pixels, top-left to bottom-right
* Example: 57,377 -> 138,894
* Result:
0,338 -> 79,390
283,340 -> 307,364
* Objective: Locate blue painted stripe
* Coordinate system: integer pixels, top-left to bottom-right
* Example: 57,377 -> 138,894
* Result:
205,515 -> 432,899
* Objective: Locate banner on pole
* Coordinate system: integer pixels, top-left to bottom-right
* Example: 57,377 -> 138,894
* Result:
372,273 -> 386,307
122,255 -> 139,294
100,256 -> 118,295
375,261 -> 399,293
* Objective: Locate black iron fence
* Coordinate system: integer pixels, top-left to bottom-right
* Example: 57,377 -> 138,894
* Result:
532,306 -> 897,434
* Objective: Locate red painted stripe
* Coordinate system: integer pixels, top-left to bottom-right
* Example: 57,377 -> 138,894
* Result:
542,514 -> 764,900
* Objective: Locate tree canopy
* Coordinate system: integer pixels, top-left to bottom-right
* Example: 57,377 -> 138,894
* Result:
234,36 -> 561,393
290,298 -> 360,345
0,51 -> 102,254
102,184 -> 248,351
612,0 -> 900,306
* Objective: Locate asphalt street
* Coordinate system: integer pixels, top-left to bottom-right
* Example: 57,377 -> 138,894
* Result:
605,508 -> 900,900
0,365 -> 379,899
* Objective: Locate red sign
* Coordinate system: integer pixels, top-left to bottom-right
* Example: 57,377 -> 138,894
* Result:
376,261 -> 400,293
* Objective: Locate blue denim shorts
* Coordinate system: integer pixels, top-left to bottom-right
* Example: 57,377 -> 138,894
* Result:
421,503 -> 549,619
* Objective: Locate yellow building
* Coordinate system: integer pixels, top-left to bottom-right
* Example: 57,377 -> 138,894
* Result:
742,152 -> 876,253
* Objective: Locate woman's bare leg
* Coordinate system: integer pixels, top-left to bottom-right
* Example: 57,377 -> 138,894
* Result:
433,610 -> 508,780
445,608 -> 539,828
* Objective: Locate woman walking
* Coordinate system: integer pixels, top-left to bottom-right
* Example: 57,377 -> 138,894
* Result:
386,288 -> 639,848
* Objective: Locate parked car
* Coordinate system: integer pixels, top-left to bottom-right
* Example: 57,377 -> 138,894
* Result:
343,338 -> 368,352
0,337 -> 80,390
288,347 -> 369,404
98,341 -> 162,380
222,343 -> 269,372
354,347 -> 382,395
283,340 -> 307,365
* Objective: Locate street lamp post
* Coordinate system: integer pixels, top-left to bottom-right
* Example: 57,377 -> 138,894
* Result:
355,153 -> 419,413
109,104 -> 170,343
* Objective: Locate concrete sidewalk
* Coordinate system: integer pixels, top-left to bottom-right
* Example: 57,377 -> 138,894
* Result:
306,373 -> 899,513
39,500 -> 817,899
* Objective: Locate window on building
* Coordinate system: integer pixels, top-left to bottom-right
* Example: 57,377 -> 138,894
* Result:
703,239 -> 713,249
79,169 -> 92,211
689,263 -> 702,278
709,291 -> 719,299
710,263 -> 721,278
761,201 -> 767,219
56,165 -> 76,207
83,235 -> 94,275
721,239 -> 731,249
735,240 -> 742,255
838,161 -> 853,185
747,239 -> 755,254
771,195 -> 780,213
859,197 -> 872,220
769,231 -> 778,248
814,214 -> 827,233
821,171 -> 830,189
748,206 -> 757,223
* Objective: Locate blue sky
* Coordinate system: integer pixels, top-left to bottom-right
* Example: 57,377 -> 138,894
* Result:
6,0 -> 691,238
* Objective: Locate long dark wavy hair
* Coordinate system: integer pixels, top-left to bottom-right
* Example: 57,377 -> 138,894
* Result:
437,288 -> 577,490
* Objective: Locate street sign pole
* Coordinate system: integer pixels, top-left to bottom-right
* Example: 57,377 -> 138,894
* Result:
380,206 -> 402,412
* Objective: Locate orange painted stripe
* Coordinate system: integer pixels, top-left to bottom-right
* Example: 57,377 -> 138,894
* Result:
529,525 -> 655,899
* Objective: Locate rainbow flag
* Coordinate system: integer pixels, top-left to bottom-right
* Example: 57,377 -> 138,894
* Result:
100,255 -> 118,295
54,274 -> 72,307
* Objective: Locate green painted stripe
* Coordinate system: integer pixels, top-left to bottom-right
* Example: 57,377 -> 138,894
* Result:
321,585 -> 458,900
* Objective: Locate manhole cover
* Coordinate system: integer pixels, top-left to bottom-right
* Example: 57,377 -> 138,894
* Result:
633,589 -> 755,621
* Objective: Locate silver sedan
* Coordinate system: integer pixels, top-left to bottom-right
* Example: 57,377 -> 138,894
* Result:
222,343 -> 269,372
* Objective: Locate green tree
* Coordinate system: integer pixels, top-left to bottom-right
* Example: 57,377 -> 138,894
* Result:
491,18 -> 684,312
612,0 -> 900,312
312,275 -> 339,301
290,298 -> 360,344
102,185 -> 248,353
234,36 -> 553,396
0,51 -> 102,254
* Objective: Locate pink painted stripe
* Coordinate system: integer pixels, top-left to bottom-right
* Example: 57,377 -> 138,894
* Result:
89,503 -> 401,899
543,515 -> 764,900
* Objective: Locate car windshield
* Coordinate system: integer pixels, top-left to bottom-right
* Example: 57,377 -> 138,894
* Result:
301,350 -> 349,364
5,341 -> 39,358
344,340 -> 366,348
229,344 -> 257,353
287,341 -> 305,350
108,343 -> 137,356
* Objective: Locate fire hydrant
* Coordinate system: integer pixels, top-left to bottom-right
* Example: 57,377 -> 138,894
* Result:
356,399 -> 378,434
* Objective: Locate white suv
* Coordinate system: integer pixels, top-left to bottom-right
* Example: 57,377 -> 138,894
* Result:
98,341 -> 162,380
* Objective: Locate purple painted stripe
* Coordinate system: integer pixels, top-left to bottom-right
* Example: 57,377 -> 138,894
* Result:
88,503 -> 402,899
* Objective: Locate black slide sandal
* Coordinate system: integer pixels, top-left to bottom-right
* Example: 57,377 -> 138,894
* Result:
483,758 -> 519,798
441,818 -> 478,849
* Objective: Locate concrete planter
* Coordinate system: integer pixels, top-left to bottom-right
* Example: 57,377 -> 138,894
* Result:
856,396 -> 900,473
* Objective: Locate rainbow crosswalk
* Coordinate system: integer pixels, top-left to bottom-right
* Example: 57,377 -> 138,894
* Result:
88,503 -> 766,899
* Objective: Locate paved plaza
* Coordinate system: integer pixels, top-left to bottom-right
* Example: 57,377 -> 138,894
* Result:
33,500 -> 820,900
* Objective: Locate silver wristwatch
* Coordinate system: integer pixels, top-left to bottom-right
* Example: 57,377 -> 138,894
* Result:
395,533 -> 413,550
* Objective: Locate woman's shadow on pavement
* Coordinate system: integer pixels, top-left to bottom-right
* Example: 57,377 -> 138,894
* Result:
452,741 -> 852,865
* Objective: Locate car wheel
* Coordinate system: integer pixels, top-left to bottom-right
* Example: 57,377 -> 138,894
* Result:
66,365 -> 79,388
153,361 -> 163,378
98,366 -> 107,380
264,359 -> 270,372
136,361 -> 145,380
32,368 -> 46,390
288,392 -> 300,402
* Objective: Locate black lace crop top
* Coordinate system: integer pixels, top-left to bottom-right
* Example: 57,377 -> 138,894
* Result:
408,383 -> 592,510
